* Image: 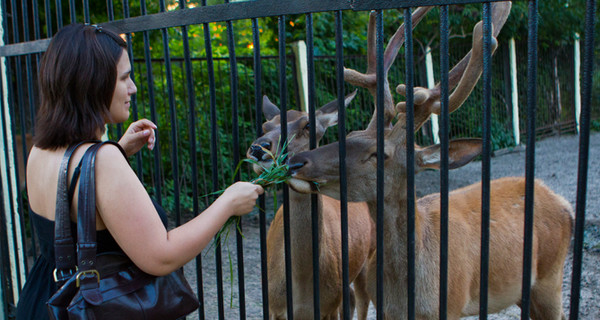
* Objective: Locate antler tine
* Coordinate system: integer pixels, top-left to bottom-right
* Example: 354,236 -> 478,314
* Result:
344,8 -> 434,132
396,1 -> 512,132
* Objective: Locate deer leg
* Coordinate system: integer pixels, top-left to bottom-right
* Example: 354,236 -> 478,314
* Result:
529,274 -> 566,320
353,267 -> 370,320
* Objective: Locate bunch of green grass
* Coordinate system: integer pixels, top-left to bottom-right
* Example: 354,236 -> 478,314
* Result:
211,138 -> 293,251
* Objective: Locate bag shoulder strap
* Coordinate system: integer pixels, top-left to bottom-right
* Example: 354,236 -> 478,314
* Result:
53,141 -> 96,282
77,141 -> 127,270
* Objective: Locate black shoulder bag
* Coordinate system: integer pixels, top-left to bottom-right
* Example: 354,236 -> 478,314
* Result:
47,141 -> 199,320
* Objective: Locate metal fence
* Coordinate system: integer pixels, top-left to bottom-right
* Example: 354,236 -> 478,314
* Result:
0,0 -> 596,319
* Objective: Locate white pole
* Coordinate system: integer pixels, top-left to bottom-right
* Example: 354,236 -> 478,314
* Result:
574,33 -> 581,134
291,40 -> 309,112
0,3 -> 26,307
509,38 -> 521,145
425,46 -> 440,144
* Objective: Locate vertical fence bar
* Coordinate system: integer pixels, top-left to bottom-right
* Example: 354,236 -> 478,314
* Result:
69,0 -> 75,23
277,15 -> 293,320
140,0 -> 162,204
199,0 -> 224,317
158,0 -> 181,228
121,0 -> 143,177
176,0 -> 204,318
251,17 -> 268,320
521,1 -> 538,318
569,0 -> 595,318
479,3 -> 492,318
222,2 -> 247,317
306,12 -> 321,320
45,0 -> 52,36
20,0 -> 38,266
55,0 -> 63,29
83,0 -> 89,23
438,6 -> 449,319
32,0 -> 41,40
8,0 -> 26,291
106,0 -> 114,21
375,9 -> 384,320
334,9 -> 351,320
249,20 -> 270,320
403,8 -> 416,320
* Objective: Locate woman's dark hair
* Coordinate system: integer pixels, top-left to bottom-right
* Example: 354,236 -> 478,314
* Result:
34,23 -> 127,149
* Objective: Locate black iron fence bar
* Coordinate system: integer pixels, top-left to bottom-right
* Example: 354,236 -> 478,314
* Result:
122,0 -> 143,177
69,0 -> 76,23
176,0 -> 204,319
45,0 -> 52,36
439,6 -> 449,319
479,2 -> 492,318
306,12 -> 321,320
107,0 -> 114,21
251,17 -> 269,320
375,9 -> 384,320
9,0 -> 29,285
521,0 -> 538,318
158,0 -> 181,228
55,0 -> 63,29
277,15 -> 293,320
222,2 -> 247,316
84,0 -> 90,23
140,0 -> 163,205
334,9 -> 351,320
197,0 -> 224,317
33,0 -> 41,39
569,0 -> 595,318
404,8 -> 416,320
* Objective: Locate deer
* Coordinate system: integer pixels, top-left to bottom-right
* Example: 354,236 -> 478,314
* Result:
246,93 -> 374,319
287,2 -> 573,319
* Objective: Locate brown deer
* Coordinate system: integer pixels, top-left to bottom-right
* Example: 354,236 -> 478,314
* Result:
247,94 -> 374,319
287,3 -> 573,319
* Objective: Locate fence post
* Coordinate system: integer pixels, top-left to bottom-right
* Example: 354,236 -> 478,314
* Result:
291,40 -> 309,112
509,38 -> 521,145
424,46 -> 440,144
574,32 -> 581,134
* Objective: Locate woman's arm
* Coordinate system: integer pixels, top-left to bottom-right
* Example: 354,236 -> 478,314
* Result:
94,144 -> 263,276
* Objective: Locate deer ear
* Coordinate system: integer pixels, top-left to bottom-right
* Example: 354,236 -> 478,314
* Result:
262,95 -> 280,120
416,138 -> 482,170
316,89 -> 358,128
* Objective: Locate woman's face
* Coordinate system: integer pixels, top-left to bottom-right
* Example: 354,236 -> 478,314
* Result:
108,49 -> 137,124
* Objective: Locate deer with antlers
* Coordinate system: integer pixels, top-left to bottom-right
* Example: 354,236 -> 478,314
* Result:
287,3 -> 573,319
247,94 -> 374,319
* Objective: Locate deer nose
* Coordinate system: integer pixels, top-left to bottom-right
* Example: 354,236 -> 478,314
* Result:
249,142 -> 271,160
288,154 -> 308,174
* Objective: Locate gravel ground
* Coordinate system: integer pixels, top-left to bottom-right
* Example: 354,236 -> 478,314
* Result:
183,132 -> 599,319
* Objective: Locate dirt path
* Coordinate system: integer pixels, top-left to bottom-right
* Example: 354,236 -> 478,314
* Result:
185,132 -> 600,319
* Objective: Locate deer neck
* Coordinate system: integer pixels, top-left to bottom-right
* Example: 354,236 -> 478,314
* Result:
288,189 -> 324,276
365,189 -> 424,265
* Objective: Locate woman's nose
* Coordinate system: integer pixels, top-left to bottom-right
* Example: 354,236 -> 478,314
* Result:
129,80 -> 137,95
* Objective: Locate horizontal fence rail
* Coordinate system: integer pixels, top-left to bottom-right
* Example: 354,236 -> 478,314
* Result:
0,0 -> 596,319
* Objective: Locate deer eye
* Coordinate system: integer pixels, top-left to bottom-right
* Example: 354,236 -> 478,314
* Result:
303,122 -> 310,130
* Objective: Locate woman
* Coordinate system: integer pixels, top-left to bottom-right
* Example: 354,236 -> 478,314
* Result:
16,24 -> 263,319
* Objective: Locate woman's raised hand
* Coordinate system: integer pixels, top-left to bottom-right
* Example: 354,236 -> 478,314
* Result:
118,119 -> 157,157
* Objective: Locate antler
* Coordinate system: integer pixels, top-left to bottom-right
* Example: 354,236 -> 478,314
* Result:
344,7 -> 433,131
396,1 -> 512,132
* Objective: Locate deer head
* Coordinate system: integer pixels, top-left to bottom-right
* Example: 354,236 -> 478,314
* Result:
287,3 -> 511,202
247,91 -> 357,174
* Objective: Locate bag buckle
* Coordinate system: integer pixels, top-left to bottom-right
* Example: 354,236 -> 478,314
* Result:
76,269 -> 100,287
53,267 -> 78,282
